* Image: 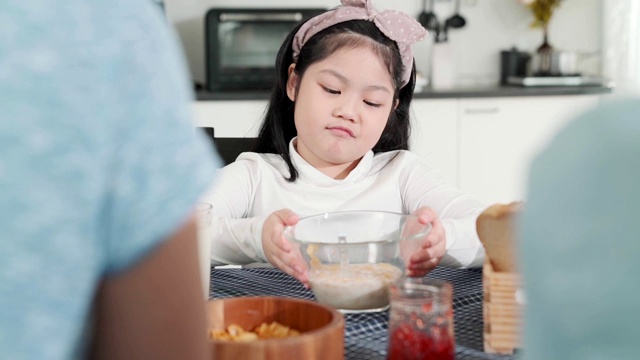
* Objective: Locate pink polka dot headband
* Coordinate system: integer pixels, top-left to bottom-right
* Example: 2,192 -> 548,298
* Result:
292,0 -> 428,87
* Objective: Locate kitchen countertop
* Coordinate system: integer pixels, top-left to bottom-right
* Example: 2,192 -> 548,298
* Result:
195,83 -> 613,101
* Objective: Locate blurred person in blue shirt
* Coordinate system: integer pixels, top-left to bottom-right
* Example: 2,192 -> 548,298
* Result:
520,98 -> 640,359
0,0 -> 220,359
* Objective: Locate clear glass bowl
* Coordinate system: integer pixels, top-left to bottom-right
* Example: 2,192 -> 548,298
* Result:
283,211 -> 432,312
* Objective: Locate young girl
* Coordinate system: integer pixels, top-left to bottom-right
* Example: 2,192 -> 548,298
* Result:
206,0 -> 485,285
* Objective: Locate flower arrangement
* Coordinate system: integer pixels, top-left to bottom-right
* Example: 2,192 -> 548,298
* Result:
520,0 -> 564,53
520,0 -> 563,28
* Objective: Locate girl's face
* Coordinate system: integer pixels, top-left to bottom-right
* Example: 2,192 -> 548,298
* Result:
286,45 -> 397,179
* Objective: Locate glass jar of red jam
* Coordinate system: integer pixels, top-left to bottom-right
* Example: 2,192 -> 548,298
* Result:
387,277 -> 455,360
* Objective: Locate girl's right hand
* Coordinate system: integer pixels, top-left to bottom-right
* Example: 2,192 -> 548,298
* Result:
262,209 -> 309,287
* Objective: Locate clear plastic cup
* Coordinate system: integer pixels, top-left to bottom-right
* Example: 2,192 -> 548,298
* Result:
197,202 -> 213,299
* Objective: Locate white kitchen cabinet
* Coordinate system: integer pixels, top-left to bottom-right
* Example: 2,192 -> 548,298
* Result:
410,99 -> 458,184
192,98 -> 459,183
192,94 -> 603,205
458,95 -> 601,204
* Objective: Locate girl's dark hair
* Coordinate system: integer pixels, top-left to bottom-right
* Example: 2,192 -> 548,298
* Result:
252,19 -> 417,182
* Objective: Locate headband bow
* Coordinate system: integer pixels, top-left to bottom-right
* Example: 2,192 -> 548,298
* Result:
292,0 -> 428,87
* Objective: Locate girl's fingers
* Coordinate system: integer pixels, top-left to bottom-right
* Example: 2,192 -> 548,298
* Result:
405,208 -> 445,277
414,206 -> 437,224
410,247 -> 437,264
421,235 -> 440,250
270,209 -> 300,252
270,247 -> 304,277
421,222 -> 445,250
411,255 -> 440,269
420,238 -> 433,249
273,209 -> 299,226
276,259 -> 309,287
271,246 -> 309,286
263,209 -> 310,286
408,257 -> 440,276
273,231 -> 292,252
270,255 -> 297,279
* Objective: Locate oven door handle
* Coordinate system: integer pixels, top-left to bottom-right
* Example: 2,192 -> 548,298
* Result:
219,13 -> 304,22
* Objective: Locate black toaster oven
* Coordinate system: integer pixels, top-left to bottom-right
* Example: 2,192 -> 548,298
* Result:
205,8 -> 325,91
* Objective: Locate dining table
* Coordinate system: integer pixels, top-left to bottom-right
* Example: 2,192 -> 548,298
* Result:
209,265 -> 521,360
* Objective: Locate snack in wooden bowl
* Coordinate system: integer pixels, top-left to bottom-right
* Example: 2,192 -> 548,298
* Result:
210,321 -> 300,342
476,201 -> 523,272
207,296 -> 344,360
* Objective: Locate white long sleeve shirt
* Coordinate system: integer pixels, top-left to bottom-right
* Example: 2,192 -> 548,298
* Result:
206,141 -> 486,268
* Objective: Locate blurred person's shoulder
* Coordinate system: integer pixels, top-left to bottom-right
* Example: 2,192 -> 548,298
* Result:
528,98 -> 640,197
541,98 -> 640,158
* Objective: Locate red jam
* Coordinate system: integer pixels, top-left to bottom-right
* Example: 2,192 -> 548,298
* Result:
387,323 -> 455,360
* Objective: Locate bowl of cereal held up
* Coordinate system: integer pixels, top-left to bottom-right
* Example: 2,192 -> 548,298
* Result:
283,211 -> 432,312
207,296 -> 344,360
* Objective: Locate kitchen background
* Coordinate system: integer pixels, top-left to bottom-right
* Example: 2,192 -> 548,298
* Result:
162,0 -> 639,204
161,0 -> 640,93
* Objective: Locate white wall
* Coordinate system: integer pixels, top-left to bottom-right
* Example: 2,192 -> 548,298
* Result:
165,0 -> 602,87
602,0 -> 640,97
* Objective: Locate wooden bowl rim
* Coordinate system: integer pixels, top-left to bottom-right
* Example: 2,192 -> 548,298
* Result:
208,296 -> 345,344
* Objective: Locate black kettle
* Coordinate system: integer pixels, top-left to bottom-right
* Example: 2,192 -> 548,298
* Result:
500,47 -> 530,84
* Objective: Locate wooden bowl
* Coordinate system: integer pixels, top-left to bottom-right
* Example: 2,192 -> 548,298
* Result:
207,296 -> 344,360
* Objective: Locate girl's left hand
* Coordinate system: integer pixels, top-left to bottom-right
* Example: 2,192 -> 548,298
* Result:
407,207 -> 446,277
